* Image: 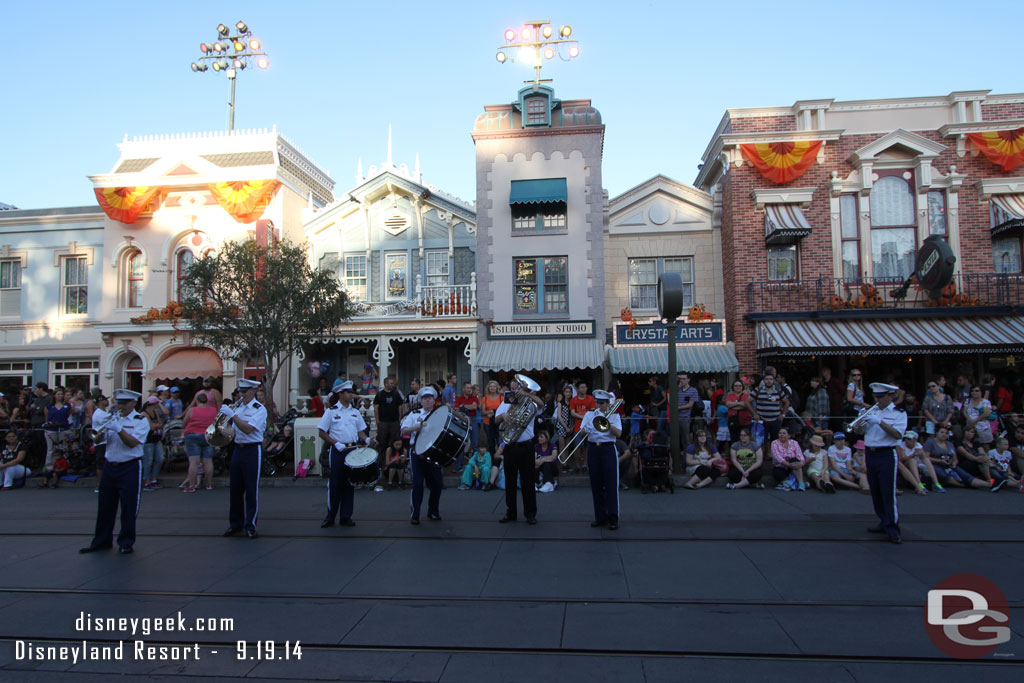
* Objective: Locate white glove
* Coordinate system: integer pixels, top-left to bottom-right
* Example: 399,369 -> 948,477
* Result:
864,413 -> 883,427
218,405 -> 236,419
105,416 -> 124,434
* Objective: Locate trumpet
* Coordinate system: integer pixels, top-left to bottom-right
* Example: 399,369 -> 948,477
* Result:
88,412 -> 122,444
559,398 -> 623,465
847,404 -> 882,433
205,398 -> 244,447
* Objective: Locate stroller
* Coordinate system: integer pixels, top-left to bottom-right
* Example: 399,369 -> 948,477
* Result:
638,432 -> 674,493
161,419 -> 188,472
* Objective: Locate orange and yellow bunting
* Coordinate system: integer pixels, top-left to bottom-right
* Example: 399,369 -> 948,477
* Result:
740,140 -> 823,184
967,128 -> 1024,172
94,186 -> 159,224
208,179 -> 279,223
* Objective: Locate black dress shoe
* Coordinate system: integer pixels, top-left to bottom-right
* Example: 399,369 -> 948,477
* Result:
320,520 -> 334,528
888,534 -> 902,545
410,518 -> 420,525
223,527 -> 242,537
246,529 -> 258,538
428,514 -> 441,521
79,545 -> 112,554
866,526 -> 885,534
608,521 -> 618,530
340,519 -> 356,527
526,517 -> 537,525
499,515 -> 516,523
118,546 -> 134,554
591,520 -> 607,528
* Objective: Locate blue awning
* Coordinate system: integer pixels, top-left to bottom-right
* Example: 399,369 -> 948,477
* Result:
476,338 -> 604,372
608,343 -> 739,374
509,178 -> 567,205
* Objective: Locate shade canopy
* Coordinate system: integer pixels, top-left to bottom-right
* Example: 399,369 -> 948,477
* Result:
509,178 -> 568,205
146,348 -> 223,380
475,338 -> 604,372
608,343 -> 739,374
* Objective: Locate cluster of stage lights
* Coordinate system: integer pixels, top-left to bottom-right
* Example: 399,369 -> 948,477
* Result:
496,23 -> 578,65
191,21 -> 268,73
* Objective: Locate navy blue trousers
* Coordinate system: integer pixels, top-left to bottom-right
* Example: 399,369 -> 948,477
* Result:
325,446 -> 355,523
409,454 -> 443,520
866,446 -> 899,536
587,442 -> 620,524
229,444 -> 261,532
503,440 -> 537,520
90,458 -> 142,549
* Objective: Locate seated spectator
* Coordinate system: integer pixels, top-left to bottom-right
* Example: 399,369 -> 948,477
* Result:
771,427 -> 806,491
684,430 -> 725,489
616,438 -> 634,491
850,440 -> 872,493
637,428 -> 672,492
533,430 -> 559,492
1,430 -> 29,489
924,427 -> 988,490
988,437 -> 1021,492
726,428 -> 763,490
956,426 -> 993,484
827,433 -> 867,492
797,410 -> 833,444
265,424 -> 293,459
897,431 -> 929,496
1008,423 -> 1024,479
384,438 -> 409,489
804,435 -> 834,493
459,444 -> 492,490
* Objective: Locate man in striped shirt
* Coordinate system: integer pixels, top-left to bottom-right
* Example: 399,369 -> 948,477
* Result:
745,374 -> 789,447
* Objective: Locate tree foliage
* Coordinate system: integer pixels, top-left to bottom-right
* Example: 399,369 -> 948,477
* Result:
179,238 -> 353,407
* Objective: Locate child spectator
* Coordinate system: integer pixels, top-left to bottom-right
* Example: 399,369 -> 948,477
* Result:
629,404 -> 645,449
384,438 -> 409,489
459,444 -> 492,490
533,430 -> 559,492
826,433 -> 866,492
805,435 -> 834,493
897,431 -> 929,496
988,437 -> 1021,492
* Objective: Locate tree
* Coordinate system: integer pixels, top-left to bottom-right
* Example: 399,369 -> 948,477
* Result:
180,238 -> 353,416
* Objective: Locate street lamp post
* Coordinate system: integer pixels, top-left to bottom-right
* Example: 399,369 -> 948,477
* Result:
190,21 -> 269,131
495,21 -> 579,87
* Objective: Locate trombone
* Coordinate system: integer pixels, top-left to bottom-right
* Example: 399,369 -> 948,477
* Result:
558,398 -> 623,465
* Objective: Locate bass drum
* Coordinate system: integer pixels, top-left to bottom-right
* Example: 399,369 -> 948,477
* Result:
413,405 -> 469,468
343,447 -> 380,486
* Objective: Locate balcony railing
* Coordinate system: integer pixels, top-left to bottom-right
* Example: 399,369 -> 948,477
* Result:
746,272 -> 1024,317
417,273 -> 478,318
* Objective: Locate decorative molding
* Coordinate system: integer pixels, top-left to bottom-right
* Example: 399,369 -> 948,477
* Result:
0,245 -> 28,267
52,241 -> 95,267
751,188 -> 815,211
109,236 -> 146,269
975,177 -> 1024,199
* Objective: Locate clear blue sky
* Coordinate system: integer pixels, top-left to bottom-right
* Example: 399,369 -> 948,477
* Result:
2,0 -> 1020,210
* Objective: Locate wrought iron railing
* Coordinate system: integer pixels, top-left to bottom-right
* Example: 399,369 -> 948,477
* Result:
746,272 -> 1024,315
417,273 -> 478,318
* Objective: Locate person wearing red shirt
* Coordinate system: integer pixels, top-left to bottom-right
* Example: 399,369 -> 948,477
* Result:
568,382 -> 596,472
453,382 -> 480,471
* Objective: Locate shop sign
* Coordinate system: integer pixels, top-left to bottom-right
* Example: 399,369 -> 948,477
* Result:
615,320 -> 724,346
487,320 -> 595,339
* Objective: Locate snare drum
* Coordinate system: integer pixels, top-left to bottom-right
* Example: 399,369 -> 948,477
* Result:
343,447 -> 380,486
414,405 -> 470,468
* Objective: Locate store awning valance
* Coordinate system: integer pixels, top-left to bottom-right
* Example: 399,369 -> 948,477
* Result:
991,194 -> 1024,238
765,204 -> 812,245
146,348 -> 223,380
475,338 -> 603,372
509,178 -> 567,205
608,343 -> 739,374
756,317 -> 1024,356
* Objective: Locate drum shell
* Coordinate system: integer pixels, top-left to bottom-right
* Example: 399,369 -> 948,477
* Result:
413,406 -> 470,468
343,446 -> 380,485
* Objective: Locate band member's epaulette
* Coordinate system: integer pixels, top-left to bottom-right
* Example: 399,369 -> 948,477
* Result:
252,402 -> 263,410
133,414 -> 145,420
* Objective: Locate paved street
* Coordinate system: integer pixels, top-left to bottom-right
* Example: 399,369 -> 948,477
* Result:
0,479 -> 1021,681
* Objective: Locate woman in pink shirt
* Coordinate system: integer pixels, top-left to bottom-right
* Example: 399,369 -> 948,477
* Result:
770,427 -> 806,491
182,392 -> 218,492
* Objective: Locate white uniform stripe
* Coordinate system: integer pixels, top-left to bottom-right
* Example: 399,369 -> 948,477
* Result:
253,445 -> 261,527
134,461 -> 143,517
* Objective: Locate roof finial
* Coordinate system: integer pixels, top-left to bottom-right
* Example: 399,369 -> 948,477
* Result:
386,124 -> 393,168
415,153 -> 421,182
356,157 -> 363,184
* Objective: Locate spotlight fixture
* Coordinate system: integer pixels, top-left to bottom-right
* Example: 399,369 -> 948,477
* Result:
217,24 -> 229,36
494,20 -> 581,86
235,21 -> 248,33
192,20 -> 268,130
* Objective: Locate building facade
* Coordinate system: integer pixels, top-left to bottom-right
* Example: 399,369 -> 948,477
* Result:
695,90 -> 1024,392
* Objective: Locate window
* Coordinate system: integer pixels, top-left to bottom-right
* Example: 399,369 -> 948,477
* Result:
0,361 -> 32,396
175,250 -> 194,303
512,202 -> 567,232
122,355 -> 143,394
53,359 -> 100,393
525,96 -> 548,125
514,256 -> 568,314
426,251 -> 450,288
927,190 -> 947,237
993,237 -> 1022,274
125,250 -> 144,308
342,255 -> 367,301
61,256 -> 88,315
839,194 -> 860,281
0,259 -> 21,316
870,171 -> 917,280
628,257 -> 695,310
767,245 -> 798,281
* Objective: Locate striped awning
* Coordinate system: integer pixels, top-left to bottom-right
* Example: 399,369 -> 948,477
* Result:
509,178 -> 567,205
608,343 -> 739,374
991,195 -> 1024,237
475,338 -> 604,372
764,204 -> 812,245
756,317 -> 1024,356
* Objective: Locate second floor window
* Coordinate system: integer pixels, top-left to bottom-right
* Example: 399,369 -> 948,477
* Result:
628,257 -> 694,309
0,260 -> 21,317
767,245 -> 798,281
839,194 -> 861,281
512,202 -> 567,232
927,190 -> 947,237
343,255 -> 367,301
62,256 -> 88,316
870,171 -> 917,280
175,250 -> 194,302
126,250 -> 144,308
514,256 -> 568,314
426,251 -> 449,288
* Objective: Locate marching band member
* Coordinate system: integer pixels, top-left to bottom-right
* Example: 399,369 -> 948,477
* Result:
860,382 -> 908,544
401,386 -> 443,524
80,389 -> 149,554
581,390 -> 623,530
319,380 -> 371,528
495,382 -> 545,525
222,379 -> 267,539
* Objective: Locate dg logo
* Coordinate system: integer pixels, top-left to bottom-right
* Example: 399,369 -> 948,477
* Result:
925,573 -> 1011,658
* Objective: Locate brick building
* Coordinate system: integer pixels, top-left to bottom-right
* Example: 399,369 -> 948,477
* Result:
694,90 -> 1024,398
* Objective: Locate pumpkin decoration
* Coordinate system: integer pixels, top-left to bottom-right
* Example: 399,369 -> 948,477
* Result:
852,295 -> 868,309
620,308 -> 633,322
860,283 -> 878,297
868,294 -> 884,308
